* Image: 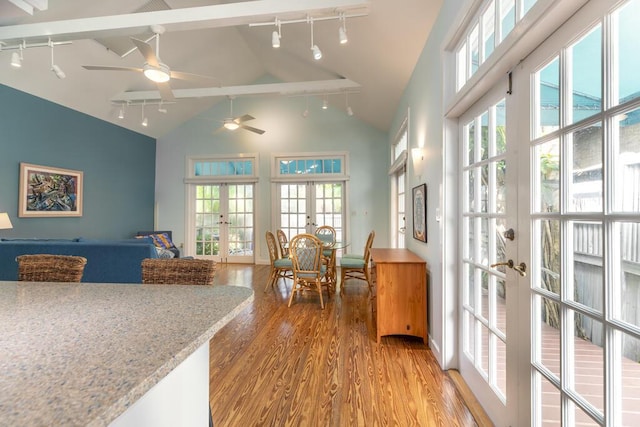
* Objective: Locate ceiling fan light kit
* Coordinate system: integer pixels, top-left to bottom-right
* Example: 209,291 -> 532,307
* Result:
143,63 -> 170,83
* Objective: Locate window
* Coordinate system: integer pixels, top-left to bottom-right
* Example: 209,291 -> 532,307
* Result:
390,118 -> 408,248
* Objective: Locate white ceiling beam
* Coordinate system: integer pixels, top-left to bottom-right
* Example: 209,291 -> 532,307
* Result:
0,0 -> 369,44
6,0 -> 48,15
111,79 -> 361,103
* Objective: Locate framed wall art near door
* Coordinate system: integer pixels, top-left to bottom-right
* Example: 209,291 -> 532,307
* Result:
412,183 -> 427,243
19,163 -> 83,217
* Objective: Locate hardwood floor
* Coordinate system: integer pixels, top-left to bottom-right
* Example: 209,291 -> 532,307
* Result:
209,264 -> 478,427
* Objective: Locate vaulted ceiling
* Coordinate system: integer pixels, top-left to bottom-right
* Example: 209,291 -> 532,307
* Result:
0,0 -> 442,138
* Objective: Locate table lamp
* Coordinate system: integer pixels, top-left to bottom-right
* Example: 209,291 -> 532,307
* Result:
0,212 -> 13,230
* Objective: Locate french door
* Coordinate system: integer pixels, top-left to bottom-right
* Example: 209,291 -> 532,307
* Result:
519,0 -> 640,425
277,181 -> 344,243
461,0 -> 640,425
193,183 -> 254,263
459,80 -> 522,427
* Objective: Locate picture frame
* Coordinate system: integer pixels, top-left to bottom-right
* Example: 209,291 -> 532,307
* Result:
19,163 -> 83,217
412,183 -> 427,243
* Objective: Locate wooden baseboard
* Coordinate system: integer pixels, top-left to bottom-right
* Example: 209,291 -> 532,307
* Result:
447,370 -> 494,427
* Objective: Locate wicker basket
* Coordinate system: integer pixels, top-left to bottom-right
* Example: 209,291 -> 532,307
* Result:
17,254 -> 88,282
141,258 -> 216,285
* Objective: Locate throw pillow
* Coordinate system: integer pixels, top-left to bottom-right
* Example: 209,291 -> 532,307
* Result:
147,233 -> 175,249
155,247 -> 176,258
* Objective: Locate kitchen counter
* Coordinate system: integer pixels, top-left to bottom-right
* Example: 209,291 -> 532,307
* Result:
0,281 -> 253,426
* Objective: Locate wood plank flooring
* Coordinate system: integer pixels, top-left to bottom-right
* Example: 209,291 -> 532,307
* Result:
209,264 -> 478,427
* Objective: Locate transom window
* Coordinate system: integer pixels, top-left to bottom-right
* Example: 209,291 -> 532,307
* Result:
456,0 -> 539,91
275,155 -> 345,177
190,155 -> 258,180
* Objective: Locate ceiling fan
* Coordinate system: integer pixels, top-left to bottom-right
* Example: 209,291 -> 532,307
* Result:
82,25 -> 218,101
217,97 -> 265,135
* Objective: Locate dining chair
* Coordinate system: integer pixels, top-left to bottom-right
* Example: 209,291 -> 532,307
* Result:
339,230 -> 375,295
276,229 -> 289,258
342,230 -> 375,260
288,233 -> 331,309
141,258 -> 216,285
265,230 -> 293,292
315,225 -> 336,255
16,254 -> 87,282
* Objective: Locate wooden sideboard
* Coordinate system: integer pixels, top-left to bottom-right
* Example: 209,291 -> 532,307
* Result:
370,248 -> 427,344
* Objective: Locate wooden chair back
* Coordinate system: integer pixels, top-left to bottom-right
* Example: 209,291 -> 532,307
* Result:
315,225 -> 336,246
276,229 -> 289,258
289,234 -> 323,278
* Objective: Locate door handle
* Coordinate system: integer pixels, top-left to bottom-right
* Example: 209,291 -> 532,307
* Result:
504,228 -> 515,241
490,260 -> 527,277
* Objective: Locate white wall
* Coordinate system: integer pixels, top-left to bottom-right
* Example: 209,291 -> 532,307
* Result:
155,77 -> 389,264
388,0 -> 466,369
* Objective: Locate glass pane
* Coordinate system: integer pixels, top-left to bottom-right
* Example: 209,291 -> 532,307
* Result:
523,0 -> 537,16
468,169 -> 476,213
538,220 -> 561,296
480,217 -> 489,264
496,277 -> 506,335
481,112 -> 489,161
457,42 -> 467,91
499,0 -> 515,42
613,107 -> 640,213
569,25 -> 602,125
620,331 -> 640,426
469,266 -> 478,311
480,323 -> 489,375
537,57 -> 560,137
570,312 -> 604,414
570,221 -> 603,312
468,120 -> 476,165
470,24 -> 480,75
481,269 -> 489,321
496,99 -> 506,155
495,160 -> 506,214
615,0 -> 640,105
537,296 -> 560,379
467,217 -> 475,261
496,336 -> 506,398
482,1 -> 496,61
569,123 -> 602,212
465,309 -> 475,360
537,371 -> 561,427
481,164 -> 489,212
536,139 -> 560,213
616,221 -> 640,329
570,401 -> 599,426
495,218 -> 508,268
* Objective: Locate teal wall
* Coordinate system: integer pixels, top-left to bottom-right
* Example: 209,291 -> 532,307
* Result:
155,77 -> 389,262
387,0 -> 465,368
0,84 -> 156,239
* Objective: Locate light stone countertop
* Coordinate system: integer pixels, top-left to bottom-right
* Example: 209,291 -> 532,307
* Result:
0,281 -> 254,427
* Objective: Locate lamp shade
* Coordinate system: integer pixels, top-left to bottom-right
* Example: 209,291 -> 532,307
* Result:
0,212 -> 13,230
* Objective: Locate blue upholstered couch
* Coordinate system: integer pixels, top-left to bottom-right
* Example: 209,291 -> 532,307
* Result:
0,238 -> 158,283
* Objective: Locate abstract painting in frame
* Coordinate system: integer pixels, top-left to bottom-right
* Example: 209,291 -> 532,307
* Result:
412,183 -> 427,243
19,163 -> 83,217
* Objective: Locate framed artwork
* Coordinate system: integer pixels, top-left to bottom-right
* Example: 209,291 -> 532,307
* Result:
412,183 -> 427,243
19,163 -> 83,217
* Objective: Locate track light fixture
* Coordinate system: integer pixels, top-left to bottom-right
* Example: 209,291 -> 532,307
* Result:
309,18 -> 322,60
272,19 -> 281,48
302,96 -> 310,118
345,92 -> 353,116
322,97 -> 328,110
141,102 -> 148,127
339,14 -> 348,44
118,105 -> 125,120
11,49 -> 22,68
158,101 -> 167,114
49,39 -> 65,79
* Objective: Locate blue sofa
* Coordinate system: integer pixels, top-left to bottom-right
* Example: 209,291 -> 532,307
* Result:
0,238 -> 158,283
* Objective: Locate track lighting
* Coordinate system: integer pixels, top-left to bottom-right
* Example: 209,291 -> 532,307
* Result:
158,102 -> 167,114
302,96 -> 309,118
49,39 -> 65,79
310,18 -> 322,60
141,102 -> 148,127
339,14 -> 348,44
272,19 -> 281,48
345,92 -> 353,116
118,105 -> 125,120
322,97 -> 328,110
347,106 -> 354,116
11,51 -> 22,68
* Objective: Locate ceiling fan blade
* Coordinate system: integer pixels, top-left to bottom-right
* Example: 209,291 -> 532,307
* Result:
156,82 -> 175,101
235,114 -> 255,123
240,124 -> 265,135
170,70 -> 220,86
82,65 -> 143,73
131,37 -> 159,67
